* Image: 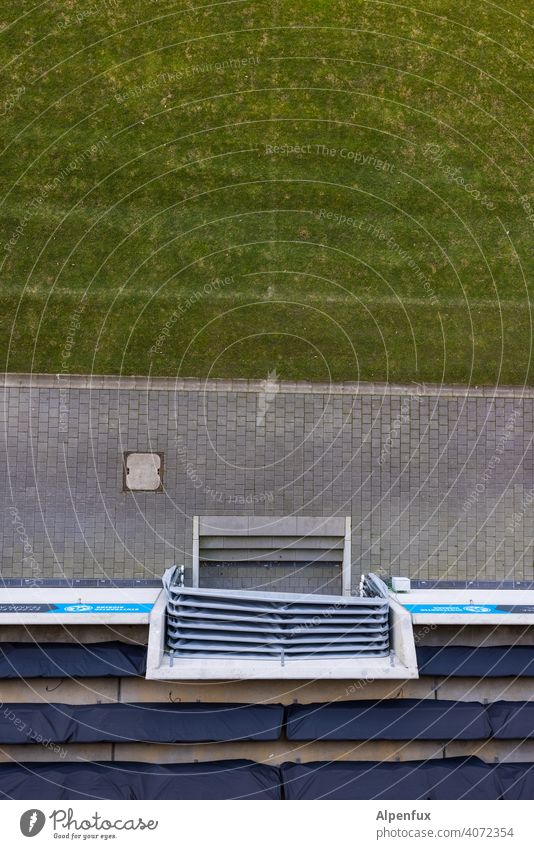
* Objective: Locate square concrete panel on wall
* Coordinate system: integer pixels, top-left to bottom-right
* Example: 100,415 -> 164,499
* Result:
123,452 -> 164,492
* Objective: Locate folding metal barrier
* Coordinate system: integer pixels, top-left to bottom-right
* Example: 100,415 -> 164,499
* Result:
163,567 -> 390,661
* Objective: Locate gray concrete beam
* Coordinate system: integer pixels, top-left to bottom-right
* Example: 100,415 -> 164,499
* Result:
0,679 -> 118,704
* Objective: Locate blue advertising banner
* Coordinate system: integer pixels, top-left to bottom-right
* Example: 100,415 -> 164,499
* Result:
0,603 -> 154,614
404,603 -> 534,615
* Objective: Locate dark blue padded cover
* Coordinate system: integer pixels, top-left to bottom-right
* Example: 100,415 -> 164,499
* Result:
0,760 -> 281,800
0,642 -> 146,678
3,699 -> 532,745
3,759 -> 534,800
127,760 -> 281,800
421,757 -> 503,800
286,699 -> 491,741
282,760 -> 428,800
0,762 -> 134,800
417,646 -> 534,678
498,763 -> 534,800
0,703 -> 284,744
487,702 -> 534,739
281,757 -> 503,800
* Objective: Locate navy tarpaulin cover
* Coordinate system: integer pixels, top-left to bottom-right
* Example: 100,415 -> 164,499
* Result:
282,760 -> 428,800
0,703 -> 284,744
498,763 -> 534,800
0,642 -> 146,678
417,646 -> 534,677
0,762 -> 133,801
3,700 -> 532,745
488,702 -> 534,739
129,761 -> 281,800
286,700 -> 491,741
281,758 -> 503,800
4,759 -> 534,800
420,758 -> 503,800
0,760 -> 281,800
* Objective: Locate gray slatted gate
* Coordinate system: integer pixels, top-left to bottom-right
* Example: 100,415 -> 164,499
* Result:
163,568 -> 390,660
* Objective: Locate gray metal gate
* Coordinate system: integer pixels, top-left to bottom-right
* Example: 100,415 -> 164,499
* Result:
163,568 -> 390,660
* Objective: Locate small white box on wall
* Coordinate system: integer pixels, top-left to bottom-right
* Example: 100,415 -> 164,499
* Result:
392,576 -> 411,592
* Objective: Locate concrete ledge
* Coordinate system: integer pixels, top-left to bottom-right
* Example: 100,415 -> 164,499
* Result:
3,673 -> 533,706
0,624 -> 148,643
389,594 -> 418,671
3,739 -> 534,765
0,740 -> 444,765
0,744 -> 113,763
445,740 -> 534,764
3,372 -> 534,398
107,740 -> 446,765
0,679 -> 118,704
434,677 -> 534,703
120,677 -> 432,703
147,654 -> 417,681
2,739 -> 533,766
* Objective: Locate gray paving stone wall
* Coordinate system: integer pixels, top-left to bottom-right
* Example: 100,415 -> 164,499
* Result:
1,378 -> 533,588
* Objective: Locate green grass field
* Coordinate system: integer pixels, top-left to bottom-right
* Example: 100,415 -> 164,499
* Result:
0,0 -> 532,384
